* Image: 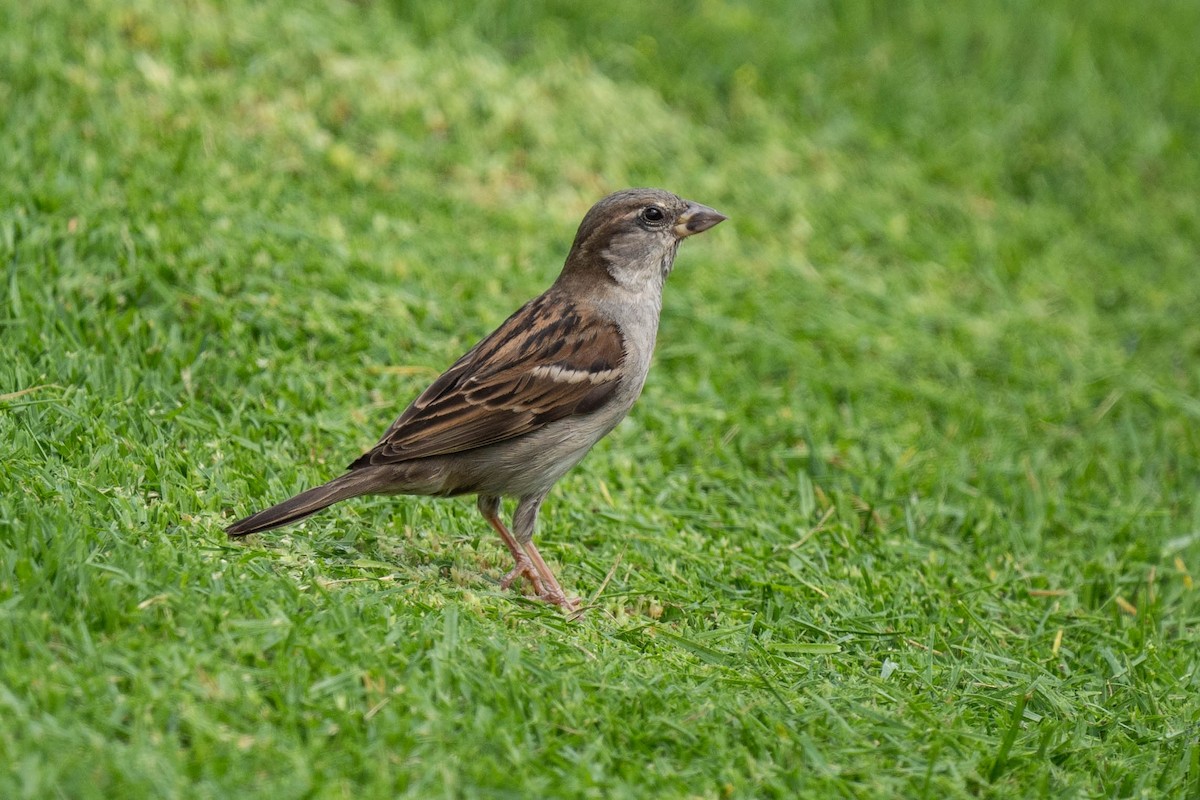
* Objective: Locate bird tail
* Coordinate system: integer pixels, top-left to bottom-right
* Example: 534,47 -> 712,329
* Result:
226,472 -> 375,537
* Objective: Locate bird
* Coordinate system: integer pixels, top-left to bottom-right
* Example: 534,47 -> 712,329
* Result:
226,188 -> 727,610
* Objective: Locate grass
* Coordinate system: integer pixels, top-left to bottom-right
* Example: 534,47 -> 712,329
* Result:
2,0 -> 1199,796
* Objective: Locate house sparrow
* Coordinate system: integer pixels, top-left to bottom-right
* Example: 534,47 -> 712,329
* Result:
226,188 -> 726,610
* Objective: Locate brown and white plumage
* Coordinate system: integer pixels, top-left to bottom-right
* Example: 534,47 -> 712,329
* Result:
348,294 -> 626,467
226,188 -> 727,609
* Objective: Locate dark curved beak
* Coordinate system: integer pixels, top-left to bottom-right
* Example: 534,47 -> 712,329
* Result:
675,201 -> 728,238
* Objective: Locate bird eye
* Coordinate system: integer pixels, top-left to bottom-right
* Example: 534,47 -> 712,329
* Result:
641,206 -> 665,222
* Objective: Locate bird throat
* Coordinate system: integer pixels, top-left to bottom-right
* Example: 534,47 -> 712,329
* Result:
599,239 -> 679,295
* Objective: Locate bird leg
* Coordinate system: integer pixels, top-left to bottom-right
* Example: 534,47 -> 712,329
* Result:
511,491 -> 579,609
523,540 -> 581,612
477,496 -> 544,596
480,493 -> 581,612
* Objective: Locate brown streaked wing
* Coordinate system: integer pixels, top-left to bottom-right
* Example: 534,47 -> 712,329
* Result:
347,294 -> 626,468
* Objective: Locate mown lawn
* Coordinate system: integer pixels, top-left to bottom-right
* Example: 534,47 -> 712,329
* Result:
2,1 -> 1199,797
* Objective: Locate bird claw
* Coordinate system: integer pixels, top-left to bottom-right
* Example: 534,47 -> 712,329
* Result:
502,563 -> 580,612
539,589 -> 582,612
489,524 -> 578,612
500,554 -> 544,595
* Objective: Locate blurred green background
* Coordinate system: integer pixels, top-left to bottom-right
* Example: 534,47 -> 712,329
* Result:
2,1 -> 1198,797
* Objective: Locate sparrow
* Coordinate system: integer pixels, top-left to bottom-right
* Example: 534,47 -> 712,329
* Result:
226,188 -> 727,610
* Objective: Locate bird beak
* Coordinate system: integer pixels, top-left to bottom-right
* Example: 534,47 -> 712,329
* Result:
675,202 -> 728,238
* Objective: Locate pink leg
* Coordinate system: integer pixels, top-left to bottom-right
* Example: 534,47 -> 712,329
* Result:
478,501 -> 544,597
523,541 -> 581,612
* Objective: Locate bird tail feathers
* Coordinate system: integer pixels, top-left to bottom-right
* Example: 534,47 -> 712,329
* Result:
226,472 -> 374,537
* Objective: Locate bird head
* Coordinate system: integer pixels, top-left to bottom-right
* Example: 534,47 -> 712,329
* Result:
560,188 -> 727,292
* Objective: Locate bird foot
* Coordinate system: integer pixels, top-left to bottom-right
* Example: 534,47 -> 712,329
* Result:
495,539 -> 579,613
500,554 -> 544,595
539,589 -> 582,612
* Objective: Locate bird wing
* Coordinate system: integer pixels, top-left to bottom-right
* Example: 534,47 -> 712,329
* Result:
348,293 -> 626,468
